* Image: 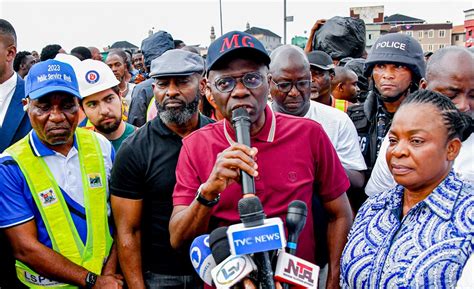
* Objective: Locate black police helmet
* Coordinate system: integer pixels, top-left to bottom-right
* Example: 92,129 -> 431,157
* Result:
364,33 -> 425,82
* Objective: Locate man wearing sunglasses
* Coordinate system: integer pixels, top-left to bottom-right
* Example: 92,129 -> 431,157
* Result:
170,31 -> 353,289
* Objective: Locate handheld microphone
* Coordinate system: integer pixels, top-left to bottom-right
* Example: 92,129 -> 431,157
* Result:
274,251 -> 319,289
286,200 -> 307,255
209,227 -> 257,289
231,107 -> 255,195
282,200 -> 308,289
235,196 -> 277,289
209,227 -> 231,264
190,234 -> 216,286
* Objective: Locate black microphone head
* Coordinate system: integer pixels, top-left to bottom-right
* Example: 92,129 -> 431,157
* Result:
238,196 -> 265,227
209,226 -> 230,264
286,200 -> 308,242
231,107 -> 251,125
287,200 -> 307,217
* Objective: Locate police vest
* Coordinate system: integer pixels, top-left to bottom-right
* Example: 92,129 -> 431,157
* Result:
347,102 -> 373,170
6,128 -> 113,288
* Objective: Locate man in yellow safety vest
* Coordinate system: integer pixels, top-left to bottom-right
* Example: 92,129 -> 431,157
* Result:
0,59 -> 122,288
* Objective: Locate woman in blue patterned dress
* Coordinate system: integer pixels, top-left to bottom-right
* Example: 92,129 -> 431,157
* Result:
340,89 -> 473,288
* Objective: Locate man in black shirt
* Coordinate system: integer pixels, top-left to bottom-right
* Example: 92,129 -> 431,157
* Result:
110,49 -> 213,289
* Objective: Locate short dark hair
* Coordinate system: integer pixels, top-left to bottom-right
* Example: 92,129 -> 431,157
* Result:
71,46 -> 92,61
0,19 -> 17,45
107,49 -> 131,72
13,51 -> 31,72
40,44 -> 63,61
401,89 -> 473,142
174,40 -> 185,48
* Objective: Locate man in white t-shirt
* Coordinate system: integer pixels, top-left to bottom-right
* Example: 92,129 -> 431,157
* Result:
269,45 -> 366,189
366,46 -> 474,196
269,44 -> 366,289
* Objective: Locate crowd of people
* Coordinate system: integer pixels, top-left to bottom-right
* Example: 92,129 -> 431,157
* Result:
0,16 -> 472,289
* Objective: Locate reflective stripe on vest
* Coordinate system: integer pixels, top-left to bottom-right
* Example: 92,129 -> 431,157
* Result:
332,98 -> 349,112
6,128 -> 113,288
146,96 -> 157,122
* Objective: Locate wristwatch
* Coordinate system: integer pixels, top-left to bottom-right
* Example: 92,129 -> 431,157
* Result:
85,271 -> 97,289
195,184 -> 220,207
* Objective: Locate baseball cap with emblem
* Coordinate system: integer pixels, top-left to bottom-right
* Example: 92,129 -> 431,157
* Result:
76,59 -> 120,98
307,50 -> 335,71
149,49 -> 205,78
206,30 -> 270,72
25,59 -> 81,100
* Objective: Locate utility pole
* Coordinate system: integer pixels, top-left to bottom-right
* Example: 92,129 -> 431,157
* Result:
283,0 -> 293,44
219,0 -> 223,36
284,0 -> 287,44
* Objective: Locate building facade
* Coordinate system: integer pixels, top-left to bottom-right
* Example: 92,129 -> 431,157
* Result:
244,26 -> 281,52
465,8 -> 474,47
365,23 -> 391,49
392,23 -> 452,52
452,25 -> 465,46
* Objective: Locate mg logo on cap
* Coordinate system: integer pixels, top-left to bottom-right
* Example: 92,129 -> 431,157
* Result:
85,70 -> 100,84
220,33 -> 255,52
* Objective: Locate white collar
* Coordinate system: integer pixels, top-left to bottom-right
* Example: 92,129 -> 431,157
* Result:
0,72 -> 17,100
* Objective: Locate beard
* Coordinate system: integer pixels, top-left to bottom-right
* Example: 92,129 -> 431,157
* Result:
157,94 -> 200,126
94,117 -> 122,134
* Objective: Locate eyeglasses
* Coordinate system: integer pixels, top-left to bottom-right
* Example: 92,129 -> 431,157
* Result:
271,79 -> 311,93
213,72 -> 265,93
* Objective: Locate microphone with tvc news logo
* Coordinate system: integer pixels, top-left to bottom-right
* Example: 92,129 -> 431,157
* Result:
209,227 -> 257,289
227,196 -> 286,289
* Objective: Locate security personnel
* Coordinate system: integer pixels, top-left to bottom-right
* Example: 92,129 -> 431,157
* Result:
0,59 -> 122,288
348,33 -> 425,173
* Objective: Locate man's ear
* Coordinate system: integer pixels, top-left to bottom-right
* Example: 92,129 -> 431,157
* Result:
22,98 -> 29,112
419,78 -> 427,89
205,88 -> 219,110
337,82 -> 344,92
329,72 -> 335,81
6,44 -> 16,63
199,77 -> 207,96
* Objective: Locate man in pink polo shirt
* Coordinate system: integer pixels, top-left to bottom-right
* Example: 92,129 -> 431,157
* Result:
169,31 -> 353,289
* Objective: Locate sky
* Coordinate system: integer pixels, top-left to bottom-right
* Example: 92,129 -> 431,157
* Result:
0,0 -> 472,52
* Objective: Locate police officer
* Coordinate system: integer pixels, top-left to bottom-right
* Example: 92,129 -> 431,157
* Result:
348,33 -> 425,173
0,59 -> 122,288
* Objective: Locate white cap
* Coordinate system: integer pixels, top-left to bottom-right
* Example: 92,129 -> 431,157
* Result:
76,59 -> 120,98
54,53 -> 81,69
